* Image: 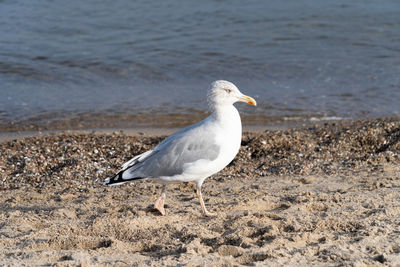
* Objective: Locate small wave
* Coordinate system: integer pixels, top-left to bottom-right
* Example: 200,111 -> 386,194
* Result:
282,116 -> 347,122
309,116 -> 346,121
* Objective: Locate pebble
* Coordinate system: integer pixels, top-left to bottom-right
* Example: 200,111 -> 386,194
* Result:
0,117 -> 399,190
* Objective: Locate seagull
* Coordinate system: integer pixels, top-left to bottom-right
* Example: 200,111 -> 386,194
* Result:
104,80 -> 256,216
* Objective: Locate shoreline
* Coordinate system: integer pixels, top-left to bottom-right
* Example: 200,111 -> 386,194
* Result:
0,121 -> 313,143
0,111 -> 359,137
2,115 -> 397,143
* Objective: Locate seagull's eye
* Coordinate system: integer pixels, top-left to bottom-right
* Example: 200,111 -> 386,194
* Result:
224,89 -> 232,94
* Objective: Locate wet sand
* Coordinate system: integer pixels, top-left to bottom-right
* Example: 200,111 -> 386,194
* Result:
1,117 -> 400,266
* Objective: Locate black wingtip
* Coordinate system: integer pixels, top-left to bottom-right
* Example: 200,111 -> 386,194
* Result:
104,171 -> 124,186
104,171 -> 143,186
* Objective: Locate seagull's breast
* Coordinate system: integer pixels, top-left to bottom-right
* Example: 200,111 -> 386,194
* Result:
213,107 -> 242,167
185,106 -> 242,177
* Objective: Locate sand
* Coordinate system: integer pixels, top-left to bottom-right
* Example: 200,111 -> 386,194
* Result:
1,118 -> 400,266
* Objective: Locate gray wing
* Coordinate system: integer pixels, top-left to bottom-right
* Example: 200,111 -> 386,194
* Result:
124,119 -> 220,178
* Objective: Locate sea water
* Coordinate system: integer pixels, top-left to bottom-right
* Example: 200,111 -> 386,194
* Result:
1,0 -> 399,129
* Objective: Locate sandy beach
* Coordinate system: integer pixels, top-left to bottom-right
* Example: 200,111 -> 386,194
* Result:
1,117 -> 400,266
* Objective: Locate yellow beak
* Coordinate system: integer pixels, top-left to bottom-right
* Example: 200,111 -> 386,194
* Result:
238,94 -> 257,106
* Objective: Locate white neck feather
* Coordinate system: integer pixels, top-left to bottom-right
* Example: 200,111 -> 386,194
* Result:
211,104 -> 241,130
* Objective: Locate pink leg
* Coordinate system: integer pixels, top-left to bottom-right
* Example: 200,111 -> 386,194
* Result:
196,186 -> 216,217
154,184 -> 167,215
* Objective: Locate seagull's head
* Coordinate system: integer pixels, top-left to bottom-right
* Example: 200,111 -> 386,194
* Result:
207,80 -> 257,109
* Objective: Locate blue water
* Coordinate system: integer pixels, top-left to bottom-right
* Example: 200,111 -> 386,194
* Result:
1,0 -> 400,128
